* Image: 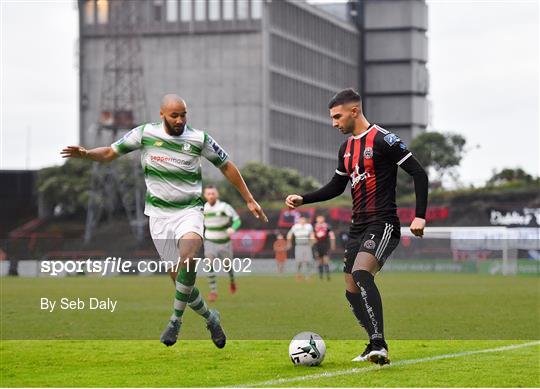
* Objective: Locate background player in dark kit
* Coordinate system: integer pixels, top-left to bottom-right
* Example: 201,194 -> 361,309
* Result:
285,89 -> 428,364
313,215 -> 336,281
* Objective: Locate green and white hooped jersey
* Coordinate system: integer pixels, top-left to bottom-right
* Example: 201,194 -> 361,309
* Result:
111,122 -> 229,218
287,223 -> 313,246
203,200 -> 241,243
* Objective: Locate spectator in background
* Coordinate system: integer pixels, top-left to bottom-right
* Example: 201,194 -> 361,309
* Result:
273,232 -> 288,274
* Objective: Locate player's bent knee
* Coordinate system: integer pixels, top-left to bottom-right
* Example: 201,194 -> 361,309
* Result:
351,269 -> 375,290
178,232 -> 203,258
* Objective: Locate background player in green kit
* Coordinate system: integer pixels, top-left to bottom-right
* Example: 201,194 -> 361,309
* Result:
287,216 -> 315,281
203,185 -> 241,302
61,94 -> 267,349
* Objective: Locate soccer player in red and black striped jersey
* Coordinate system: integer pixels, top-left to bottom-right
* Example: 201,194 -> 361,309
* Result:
285,89 -> 428,365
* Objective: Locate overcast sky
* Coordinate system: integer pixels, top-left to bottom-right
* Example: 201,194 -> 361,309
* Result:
1,0 -> 538,186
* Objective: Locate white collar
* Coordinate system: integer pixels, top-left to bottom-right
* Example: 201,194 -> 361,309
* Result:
351,124 -> 375,139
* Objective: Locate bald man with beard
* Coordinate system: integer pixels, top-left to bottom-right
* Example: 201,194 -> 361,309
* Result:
61,94 -> 267,349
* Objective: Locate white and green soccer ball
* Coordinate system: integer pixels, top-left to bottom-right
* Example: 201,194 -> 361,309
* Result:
288,332 -> 326,366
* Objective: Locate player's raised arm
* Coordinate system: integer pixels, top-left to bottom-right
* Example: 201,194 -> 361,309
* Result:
284,174 -> 348,210
219,161 -> 268,222
202,132 -> 267,222
285,142 -> 349,210
61,124 -> 144,163
60,145 -> 119,162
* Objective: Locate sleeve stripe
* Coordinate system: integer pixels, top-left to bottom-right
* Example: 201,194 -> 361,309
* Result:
335,169 -> 348,176
397,152 -> 413,166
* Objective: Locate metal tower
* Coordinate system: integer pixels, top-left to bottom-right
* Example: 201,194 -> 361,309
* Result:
84,0 -> 148,244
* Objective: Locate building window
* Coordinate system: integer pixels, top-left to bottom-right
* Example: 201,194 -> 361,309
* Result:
251,0 -> 262,19
208,0 -> 220,21
166,0 -> 178,22
237,0 -> 248,20
180,0 -> 192,22
153,0 -> 163,22
223,0 -> 234,20
84,0 -> 95,24
194,0 -> 206,21
96,0 -> 108,24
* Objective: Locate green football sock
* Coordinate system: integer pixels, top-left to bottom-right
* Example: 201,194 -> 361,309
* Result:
171,266 -> 197,321
187,286 -> 211,320
208,264 -> 217,292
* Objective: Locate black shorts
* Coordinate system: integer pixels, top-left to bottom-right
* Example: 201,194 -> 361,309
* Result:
314,241 -> 330,257
343,221 -> 401,273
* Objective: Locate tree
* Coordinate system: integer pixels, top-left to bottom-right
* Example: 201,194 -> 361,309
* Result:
409,131 -> 467,187
487,168 -> 534,186
37,159 -> 93,216
396,131 -> 467,197
215,162 -> 319,206
37,157 -> 141,217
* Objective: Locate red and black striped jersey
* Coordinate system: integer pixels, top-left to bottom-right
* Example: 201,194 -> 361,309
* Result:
314,222 -> 332,242
336,124 -> 413,223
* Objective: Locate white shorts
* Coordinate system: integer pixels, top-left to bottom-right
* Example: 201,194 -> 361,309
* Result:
149,208 -> 204,268
204,240 -> 233,259
295,245 -> 314,264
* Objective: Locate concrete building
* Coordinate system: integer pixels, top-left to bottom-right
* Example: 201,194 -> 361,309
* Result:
78,0 -> 427,183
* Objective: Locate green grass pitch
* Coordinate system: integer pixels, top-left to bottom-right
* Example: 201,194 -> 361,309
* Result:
1,273 -> 539,387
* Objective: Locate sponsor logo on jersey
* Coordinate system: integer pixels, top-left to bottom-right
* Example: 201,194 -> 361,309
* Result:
350,165 -> 371,189
364,239 -> 376,250
364,147 -> 373,159
344,152 -> 351,158
384,133 -> 400,146
208,137 -> 227,160
149,155 -> 192,167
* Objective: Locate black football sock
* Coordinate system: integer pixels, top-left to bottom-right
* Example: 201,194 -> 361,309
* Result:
345,290 -> 368,332
324,264 -> 330,279
318,264 -> 323,279
351,270 -> 387,349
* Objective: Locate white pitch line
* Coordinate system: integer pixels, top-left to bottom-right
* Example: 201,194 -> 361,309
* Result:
234,341 -> 540,388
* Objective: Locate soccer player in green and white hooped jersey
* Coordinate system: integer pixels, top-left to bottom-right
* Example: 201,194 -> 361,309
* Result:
61,94 -> 268,349
203,186 -> 241,302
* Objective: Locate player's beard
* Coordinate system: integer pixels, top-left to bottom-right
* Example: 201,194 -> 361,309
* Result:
344,117 -> 356,134
164,117 -> 185,136
339,118 -> 355,135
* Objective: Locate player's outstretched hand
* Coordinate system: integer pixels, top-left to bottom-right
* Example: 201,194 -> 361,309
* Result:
247,199 -> 268,222
410,217 -> 426,237
61,146 -> 87,159
285,194 -> 303,210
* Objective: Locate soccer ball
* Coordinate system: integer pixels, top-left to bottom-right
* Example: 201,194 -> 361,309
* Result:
288,332 -> 326,366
